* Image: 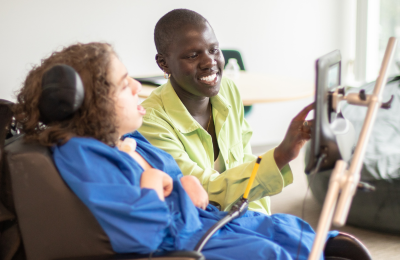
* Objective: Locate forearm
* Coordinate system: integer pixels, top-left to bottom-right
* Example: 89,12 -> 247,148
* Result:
274,145 -> 291,170
140,169 -> 172,201
180,175 -> 209,209
176,149 -> 292,211
140,176 -> 164,201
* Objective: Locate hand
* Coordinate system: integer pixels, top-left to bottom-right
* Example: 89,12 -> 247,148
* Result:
180,175 -> 209,210
140,169 -> 173,201
274,103 -> 314,169
161,172 -> 173,198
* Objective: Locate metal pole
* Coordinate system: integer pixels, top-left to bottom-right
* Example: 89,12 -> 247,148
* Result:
334,37 -> 397,226
308,160 -> 347,260
308,37 -> 397,260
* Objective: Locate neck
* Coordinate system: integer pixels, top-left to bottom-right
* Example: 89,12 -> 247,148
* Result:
171,82 -> 210,117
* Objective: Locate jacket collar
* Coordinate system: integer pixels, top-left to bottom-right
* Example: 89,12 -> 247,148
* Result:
161,80 -> 231,134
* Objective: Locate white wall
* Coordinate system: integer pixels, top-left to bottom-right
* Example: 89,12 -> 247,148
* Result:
0,0 -> 356,146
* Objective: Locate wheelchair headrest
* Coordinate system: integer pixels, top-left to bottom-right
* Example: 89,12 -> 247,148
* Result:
39,65 -> 84,124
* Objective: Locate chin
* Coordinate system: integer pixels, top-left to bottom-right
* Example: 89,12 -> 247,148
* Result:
134,118 -> 143,130
207,87 -> 220,97
205,81 -> 221,97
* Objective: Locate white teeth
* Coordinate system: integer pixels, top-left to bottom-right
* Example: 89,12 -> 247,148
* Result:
200,73 -> 217,82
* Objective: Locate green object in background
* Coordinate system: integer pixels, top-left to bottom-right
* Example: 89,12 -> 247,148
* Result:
221,50 -> 246,71
244,105 -> 253,116
221,49 -> 253,117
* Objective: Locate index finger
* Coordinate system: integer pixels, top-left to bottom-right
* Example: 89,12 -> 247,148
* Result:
294,103 -> 314,120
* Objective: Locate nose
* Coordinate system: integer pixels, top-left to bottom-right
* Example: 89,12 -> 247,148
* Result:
130,78 -> 142,95
199,53 -> 217,70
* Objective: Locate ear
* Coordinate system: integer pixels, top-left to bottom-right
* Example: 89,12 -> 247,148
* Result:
155,54 -> 170,74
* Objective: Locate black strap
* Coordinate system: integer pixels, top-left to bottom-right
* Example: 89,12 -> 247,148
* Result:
0,221 -> 25,260
0,100 -> 22,260
0,100 -> 15,214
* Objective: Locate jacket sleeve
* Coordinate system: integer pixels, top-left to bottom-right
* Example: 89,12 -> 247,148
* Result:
52,139 -> 170,254
140,113 -> 293,212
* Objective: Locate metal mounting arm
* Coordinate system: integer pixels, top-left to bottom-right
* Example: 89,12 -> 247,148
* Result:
308,37 -> 397,260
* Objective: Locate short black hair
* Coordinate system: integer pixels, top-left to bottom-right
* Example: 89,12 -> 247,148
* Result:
154,9 -> 208,55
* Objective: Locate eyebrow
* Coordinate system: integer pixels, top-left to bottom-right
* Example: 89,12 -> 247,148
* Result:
183,43 -> 219,53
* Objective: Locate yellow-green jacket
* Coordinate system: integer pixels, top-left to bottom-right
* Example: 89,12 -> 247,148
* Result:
139,76 -> 292,215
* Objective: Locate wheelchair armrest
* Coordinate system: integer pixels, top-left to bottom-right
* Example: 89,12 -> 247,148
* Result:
58,250 -> 205,260
324,232 -> 372,260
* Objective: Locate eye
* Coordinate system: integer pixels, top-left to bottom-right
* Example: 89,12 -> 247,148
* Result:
187,53 -> 198,59
210,47 -> 219,54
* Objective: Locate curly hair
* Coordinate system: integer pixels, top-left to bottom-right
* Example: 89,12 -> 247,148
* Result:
14,42 -> 119,146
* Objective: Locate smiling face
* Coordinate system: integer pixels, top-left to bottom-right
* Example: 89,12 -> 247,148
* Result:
108,55 -> 146,137
160,21 -> 225,98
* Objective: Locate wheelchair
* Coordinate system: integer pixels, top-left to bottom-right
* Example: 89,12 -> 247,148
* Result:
0,98 -> 372,260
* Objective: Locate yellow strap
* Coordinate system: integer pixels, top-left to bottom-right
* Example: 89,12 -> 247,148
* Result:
243,156 -> 262,199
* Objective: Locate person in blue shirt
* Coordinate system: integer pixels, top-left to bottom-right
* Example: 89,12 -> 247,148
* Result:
14,42 -> 336,259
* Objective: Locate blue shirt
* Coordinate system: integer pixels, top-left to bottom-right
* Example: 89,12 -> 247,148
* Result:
52,132 -> 336,259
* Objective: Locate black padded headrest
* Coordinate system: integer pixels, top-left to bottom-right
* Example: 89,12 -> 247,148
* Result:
39,65 -> 84,124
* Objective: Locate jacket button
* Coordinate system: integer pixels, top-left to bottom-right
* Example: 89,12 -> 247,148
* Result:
226,159 -> 229,164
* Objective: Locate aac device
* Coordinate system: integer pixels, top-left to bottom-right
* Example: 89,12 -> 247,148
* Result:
305,50 -> 355,174
305,47 -> 396,175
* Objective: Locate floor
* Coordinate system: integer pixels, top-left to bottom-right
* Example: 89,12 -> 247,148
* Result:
267,149 -> 400,259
